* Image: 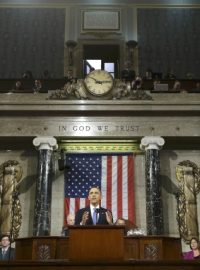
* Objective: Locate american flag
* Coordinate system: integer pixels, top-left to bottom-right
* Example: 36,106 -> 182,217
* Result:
64,153 -> 135,223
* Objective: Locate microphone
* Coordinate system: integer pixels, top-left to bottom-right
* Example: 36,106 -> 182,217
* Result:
95,208 -> 101,214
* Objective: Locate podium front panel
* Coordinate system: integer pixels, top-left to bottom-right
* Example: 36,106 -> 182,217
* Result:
68,226 -> 124,261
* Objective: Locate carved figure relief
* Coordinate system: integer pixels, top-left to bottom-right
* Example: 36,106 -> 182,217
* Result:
48,75 -> 153,101
0,160 -> 23,240
176,160 -> 200,243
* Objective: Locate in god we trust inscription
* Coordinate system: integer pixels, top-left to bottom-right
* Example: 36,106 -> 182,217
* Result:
58,124 -> 139,134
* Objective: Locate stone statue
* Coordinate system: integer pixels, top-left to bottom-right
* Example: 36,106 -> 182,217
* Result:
0,160 -> 23,240
176,160 -> 200,243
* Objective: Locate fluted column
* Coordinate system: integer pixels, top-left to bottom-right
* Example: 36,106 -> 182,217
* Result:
33,136 -> 58,236
140,136 -> 165,235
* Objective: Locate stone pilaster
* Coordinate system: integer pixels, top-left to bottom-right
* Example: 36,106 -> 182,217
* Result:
140,136 -> 165,235
33,136 -> 58,236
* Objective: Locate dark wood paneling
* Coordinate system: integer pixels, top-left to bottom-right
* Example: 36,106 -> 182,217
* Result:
15,234 -> 181,261
1,259 -> 200,270
68,226 -> 124,261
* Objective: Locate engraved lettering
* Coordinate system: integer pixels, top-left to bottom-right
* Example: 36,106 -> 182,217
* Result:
97,126 -> 109,131
115,125 -> 139,132
59,126 -> 67,132
73,126 -> 91,132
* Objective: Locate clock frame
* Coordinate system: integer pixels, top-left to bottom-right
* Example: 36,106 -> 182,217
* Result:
84,69 -> 114,96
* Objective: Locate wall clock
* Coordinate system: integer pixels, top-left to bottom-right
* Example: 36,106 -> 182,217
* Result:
84,69 -> 114,96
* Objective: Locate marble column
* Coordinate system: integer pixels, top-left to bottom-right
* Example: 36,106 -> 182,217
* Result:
140,136 -> 165,235
33,136 -> 58,236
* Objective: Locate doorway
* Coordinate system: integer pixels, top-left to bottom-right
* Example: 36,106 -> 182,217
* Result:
82,44 -> 120,78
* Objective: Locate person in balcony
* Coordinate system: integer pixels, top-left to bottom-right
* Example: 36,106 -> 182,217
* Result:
33,79 -> 43,93
12,80 -> 24,92
132,76 -> 143,90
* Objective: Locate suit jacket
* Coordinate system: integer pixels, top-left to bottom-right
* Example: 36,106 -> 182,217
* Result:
75,206 -> 112,225
0,247 -> 15,260
61,225 -> 70,237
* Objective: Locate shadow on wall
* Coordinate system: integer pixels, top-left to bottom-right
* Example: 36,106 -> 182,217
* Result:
160,150 -> 179,234
19,150 -> 38,235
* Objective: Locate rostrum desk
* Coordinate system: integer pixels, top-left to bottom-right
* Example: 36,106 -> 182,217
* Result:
15,226 -> 182,261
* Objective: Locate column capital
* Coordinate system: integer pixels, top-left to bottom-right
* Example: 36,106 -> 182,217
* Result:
33,136 -> 58,150
140,136 -> 165,151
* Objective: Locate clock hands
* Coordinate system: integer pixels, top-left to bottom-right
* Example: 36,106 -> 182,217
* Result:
89,76 -> 98,82
100,80 -> 112,83
89,77 -> 111,84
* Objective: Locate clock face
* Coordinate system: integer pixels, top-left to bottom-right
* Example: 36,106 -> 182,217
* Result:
84,69 -> 114,96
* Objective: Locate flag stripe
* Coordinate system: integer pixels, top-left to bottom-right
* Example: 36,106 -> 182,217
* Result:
106,156 -> 112,210
101,157 -> 107,207
122,156 -> 128,219
128,155 -> 134,221
112,156 -> 117,219
117,156 -> 123,218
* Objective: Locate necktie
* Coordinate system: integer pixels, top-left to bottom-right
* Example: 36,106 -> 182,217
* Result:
92,208 -> 97,225
2,250 -> 6,259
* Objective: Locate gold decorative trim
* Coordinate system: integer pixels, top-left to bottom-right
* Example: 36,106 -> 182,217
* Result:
0,160 -> 23,241
58,140 -> 141,153
176,160 -> 200,243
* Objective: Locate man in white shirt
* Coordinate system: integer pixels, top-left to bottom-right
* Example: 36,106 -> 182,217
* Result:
75,187 -> 113,225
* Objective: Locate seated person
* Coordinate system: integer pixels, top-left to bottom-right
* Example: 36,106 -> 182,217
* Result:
115,218 -> 128,235
12,80 -> 24,92
121,62 -> 135,82
153,79 -> 161,90
61,213 -> 75,236
0,235 -> 15,260
115,218 -> 126,226
33,79 -> 43,93
165,69 -> 176,80
75,187 -> 113,225
132,76 -> 143,90
191,82 -> 200,92
172,80 -> 181,91
115,218 -> 139,236
143,69 -> 153,80
183,237 -> 200,259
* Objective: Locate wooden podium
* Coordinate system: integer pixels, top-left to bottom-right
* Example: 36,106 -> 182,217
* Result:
15,234 -> 181,261
68,225 -> 124,261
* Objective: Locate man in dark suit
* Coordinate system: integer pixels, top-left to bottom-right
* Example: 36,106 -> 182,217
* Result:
75,187 -> 113,225
0,235 -> 15,260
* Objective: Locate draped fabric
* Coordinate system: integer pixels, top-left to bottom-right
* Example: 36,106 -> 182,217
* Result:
64,153 -> 135,224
